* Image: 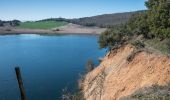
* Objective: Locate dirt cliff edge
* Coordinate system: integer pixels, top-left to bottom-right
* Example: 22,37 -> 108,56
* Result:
82,44 -> 170,100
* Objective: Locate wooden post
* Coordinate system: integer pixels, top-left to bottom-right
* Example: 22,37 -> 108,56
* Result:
15,67 -> 26,100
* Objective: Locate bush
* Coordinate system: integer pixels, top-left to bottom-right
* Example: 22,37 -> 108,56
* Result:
127,11 -> 150,38
0,20 -> 3,26
10,20 -> 21,26
131,40 -> 145,49
98,25 -> 127,50
62,87 -> 85,100
86,59 -> 94,73
145,0 -> 170,39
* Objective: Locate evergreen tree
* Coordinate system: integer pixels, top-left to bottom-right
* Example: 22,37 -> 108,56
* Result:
0,20 -> 3,26
145,0 -> 170,39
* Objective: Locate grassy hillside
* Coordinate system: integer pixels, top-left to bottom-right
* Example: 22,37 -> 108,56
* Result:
40,11 -> 143,28
17,21 -> 68,29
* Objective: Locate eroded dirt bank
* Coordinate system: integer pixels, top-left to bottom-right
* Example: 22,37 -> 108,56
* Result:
82,44 -> 170,100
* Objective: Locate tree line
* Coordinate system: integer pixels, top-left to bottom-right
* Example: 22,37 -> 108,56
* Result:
0,20 -> 21,27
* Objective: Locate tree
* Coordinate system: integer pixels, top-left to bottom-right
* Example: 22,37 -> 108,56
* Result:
98,0 -> 170,50
98,25 -> 127,50
0,20 -> 3,26
98,30 -> 111,49
145,0 -> 170,39
10,20 -> 21,26
128,11 -> 150,38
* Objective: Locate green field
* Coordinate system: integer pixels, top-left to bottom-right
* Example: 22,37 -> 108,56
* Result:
17,21 -> 68,29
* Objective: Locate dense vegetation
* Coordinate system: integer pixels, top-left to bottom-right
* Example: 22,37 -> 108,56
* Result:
17,21 -> 68,29
146,0 -> 170,39
99,0 -> 170,54
0,20 -> 3,26
86,59 -> 94,72
0,20 -> 20,27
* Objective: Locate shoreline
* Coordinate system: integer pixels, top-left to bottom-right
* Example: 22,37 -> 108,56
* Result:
0,32 -> 101,36
0,23 -> 106,36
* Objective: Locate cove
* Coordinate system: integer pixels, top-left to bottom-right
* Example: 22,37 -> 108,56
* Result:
0,34 -> 106,100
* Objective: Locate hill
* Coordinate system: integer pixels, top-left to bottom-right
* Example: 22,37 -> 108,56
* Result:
69,11 -> 143,27
0,11 -> 143,28
39,10 -> 144,28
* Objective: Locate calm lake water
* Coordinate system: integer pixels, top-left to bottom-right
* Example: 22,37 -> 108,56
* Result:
0,34 -> 106,100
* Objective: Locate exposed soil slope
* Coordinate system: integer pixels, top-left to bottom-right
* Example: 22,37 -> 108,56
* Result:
82,44 -> 170,100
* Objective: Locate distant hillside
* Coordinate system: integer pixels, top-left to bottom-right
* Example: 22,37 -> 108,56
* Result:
0,10 -> 144,28
69,11 -> 144,28
39,10 -> 144,28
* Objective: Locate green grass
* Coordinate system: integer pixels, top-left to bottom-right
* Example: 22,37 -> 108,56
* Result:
17,21 -> 68,29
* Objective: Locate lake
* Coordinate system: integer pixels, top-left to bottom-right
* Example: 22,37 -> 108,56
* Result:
0,34 -> 106,100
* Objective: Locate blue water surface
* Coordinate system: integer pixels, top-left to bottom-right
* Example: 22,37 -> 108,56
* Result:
0,34 -> 106,100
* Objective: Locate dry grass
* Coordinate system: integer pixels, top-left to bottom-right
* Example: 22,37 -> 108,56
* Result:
121,84 -> 170,100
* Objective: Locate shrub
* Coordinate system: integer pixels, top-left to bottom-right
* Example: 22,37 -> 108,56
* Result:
131,40 -> 145,49
145,0 -> 170,39
98,25 -> 127,50
62,87 -> 85,100
10,20 -> 21,26
0,20 -> 3,26
86,59 -> 94,73
127,11 -> 150,38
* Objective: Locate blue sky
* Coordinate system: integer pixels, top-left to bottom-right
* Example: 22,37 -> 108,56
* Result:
0,0 -> 147,21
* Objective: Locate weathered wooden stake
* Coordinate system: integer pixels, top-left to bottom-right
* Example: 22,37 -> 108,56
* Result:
15,67 -> 26,100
